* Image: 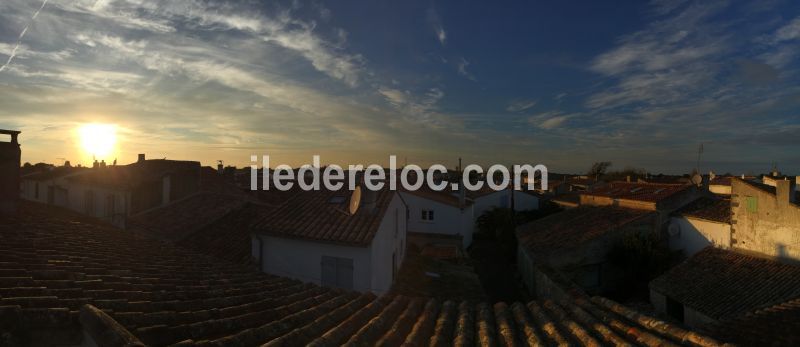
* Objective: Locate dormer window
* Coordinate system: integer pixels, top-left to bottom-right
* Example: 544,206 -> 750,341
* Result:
421,209 -> 435,221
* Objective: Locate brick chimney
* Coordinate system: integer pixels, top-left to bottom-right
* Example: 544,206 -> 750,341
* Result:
0,130 -> 21,215
776,179 -> 796,205
137,153 -> 145,163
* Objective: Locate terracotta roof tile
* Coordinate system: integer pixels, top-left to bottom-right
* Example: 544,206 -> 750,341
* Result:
516,206 -> 654,254
252,185 -> 398,247
584,181 -> 692,203
675,197 -> 731,224
1,201 -> 728,346
713,297 -> 800,346
650,247 -> 800,320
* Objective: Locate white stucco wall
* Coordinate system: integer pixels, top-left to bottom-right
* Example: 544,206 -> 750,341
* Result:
513,191 -> 539,211
472,190 -> 511,218
668,216 -> 731,256
399,192 -> 474,248
253,192 -> 407,294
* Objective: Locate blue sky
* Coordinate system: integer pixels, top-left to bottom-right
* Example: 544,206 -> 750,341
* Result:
0,0 -> 798,174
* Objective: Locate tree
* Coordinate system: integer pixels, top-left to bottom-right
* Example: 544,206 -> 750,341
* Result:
588,161 -> 612,180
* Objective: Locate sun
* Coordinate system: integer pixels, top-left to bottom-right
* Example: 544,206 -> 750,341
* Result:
78,123 -> 117,159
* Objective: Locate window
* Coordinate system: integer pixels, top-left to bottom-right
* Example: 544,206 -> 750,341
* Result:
421,209 -> 435,221
329,196 -> 346,204
320,256 -> 354,290
746,196 -> 758,213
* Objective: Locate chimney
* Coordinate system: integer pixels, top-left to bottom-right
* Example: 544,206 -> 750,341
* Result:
217,160 -> 224,175
361,186 -> 378,212
0,129 -> 21,215
776,179 -> 796,205
93,160 -> 99,169
100,160 -> 106,168
137,153 -> 145,163
626,175 -> 631,183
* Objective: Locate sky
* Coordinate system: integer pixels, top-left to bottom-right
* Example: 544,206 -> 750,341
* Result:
0,0 -> 799,174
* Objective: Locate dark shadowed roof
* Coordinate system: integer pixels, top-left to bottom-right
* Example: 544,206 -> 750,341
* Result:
675,197 -> 731,224
713,297 -> 800,346
180,202 -> 274,264
709,176 -> 732,186
127,192 -> 251,241
650,247 -> 800,320
516,206 -> 654,254
0,201 -> 727,346
65,159 -> 200,189
252,186 -> 398,247
21,166 -> 89,182
584,181 -> 692,202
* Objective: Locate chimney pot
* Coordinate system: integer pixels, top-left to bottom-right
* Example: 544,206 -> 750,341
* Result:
776,179 -> 796,205
138,154 -> 145,163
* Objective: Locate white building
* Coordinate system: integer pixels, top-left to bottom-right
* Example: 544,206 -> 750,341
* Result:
251,186 -> 407,294
668,197 -> 732,256
399,188 -> 475,249
20,155 -> 201,228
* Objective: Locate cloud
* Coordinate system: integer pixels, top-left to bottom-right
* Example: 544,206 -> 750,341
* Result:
506,100 -> 537,112
457,57 -> 476,81
427,7 -> 447,46
0,0 -> 49,73
528,111 -> 574,130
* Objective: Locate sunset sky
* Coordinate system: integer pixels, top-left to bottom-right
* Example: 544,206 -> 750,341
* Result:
1,0 -> 799,174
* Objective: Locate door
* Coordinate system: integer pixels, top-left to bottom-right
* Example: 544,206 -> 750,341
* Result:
321,256 -> 353,290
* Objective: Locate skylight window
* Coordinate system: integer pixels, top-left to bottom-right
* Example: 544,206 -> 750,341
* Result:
654,188 -> 665,194
630,187 -> 642,193
329,196 -> 346,204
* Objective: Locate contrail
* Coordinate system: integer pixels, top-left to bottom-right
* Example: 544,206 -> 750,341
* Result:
0,0 -> 49,73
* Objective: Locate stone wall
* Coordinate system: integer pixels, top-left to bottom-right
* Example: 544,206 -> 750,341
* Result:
731,179 -> 800,261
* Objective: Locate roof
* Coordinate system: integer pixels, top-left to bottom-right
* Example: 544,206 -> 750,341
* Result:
179,202 -> 274,264
252,185 -> 398,247
516,206 -> 654,255
65,159 -> 200,189
675,197 -> 731,224
583,181 -> 692,203
712,297 -> 800,346
650,247 -> 800,320
127,192 -> 250,241
0,202 -> 727,346
20,166 -> 89,182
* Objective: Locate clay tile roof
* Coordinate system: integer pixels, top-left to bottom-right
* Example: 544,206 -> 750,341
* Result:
21,166 -> 89,181
713,297 -> 800,346
128,192 -> 250,241
1,201 -> 728,346
675,197 -> 731,224
516,206 -> 654,254
584,181 -> 691,202
650,247 -> 800,320
251,185 -> 398,247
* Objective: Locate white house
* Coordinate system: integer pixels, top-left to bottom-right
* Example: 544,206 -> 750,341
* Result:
667,197 -> 731,256
399,187 -> 475,249
20,154 -> 201,228
251,185 -> 407,294
512,189 -> 540,211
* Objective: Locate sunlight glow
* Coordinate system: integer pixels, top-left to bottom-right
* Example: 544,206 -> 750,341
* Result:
78,123 -> 117,159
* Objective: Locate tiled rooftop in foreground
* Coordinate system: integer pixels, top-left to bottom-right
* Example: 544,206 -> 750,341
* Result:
1,202 -> 728,346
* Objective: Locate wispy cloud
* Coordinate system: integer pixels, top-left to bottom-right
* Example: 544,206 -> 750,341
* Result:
456,57 -> 476,81
0,0 -> 48,73
427,7 -> 447,46
528,111 -> 575,130
506,100 -> 537,112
